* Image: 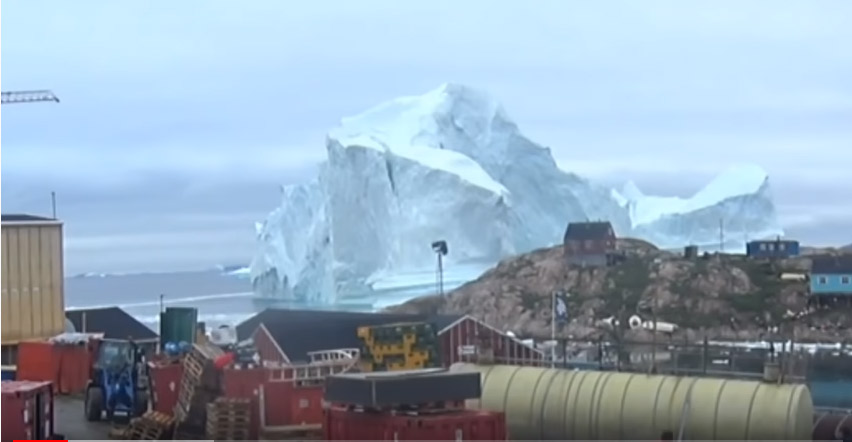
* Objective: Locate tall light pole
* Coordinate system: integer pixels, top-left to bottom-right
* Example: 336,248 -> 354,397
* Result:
431,240 -> 448,296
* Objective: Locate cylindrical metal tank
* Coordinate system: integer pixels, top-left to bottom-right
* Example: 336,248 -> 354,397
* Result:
451,363 -> 813,440
813,411 -> 851,441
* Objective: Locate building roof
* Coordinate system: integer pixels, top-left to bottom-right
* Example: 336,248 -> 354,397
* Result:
65,307 -> 158,341
236,308 -> 463,363
1,214 -> 56,222
811,255 -> 852,274
563,221 -> 615,241
747,239 -> 799,245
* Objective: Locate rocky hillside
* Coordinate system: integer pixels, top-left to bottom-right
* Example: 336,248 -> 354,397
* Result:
388,239 -> 852,342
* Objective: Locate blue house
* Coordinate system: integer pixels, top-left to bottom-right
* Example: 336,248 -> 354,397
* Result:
810,255 -> 852,296
746,238 -> 800,258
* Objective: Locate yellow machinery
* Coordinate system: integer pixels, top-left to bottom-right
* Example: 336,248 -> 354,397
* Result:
357,322 -> 441,372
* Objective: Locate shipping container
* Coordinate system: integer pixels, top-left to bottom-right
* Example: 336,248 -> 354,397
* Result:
148,360 -> 183,415
323,407 -> 507,441
222,366 -> 330,439
159,307 -> 198,349
1,216 -> 65,346
1,381 -> 55,442
16,341 -> 92,394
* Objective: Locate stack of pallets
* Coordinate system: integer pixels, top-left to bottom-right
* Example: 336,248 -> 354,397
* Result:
205,397 -> 252,440
174,343 -> 225,433
110,411 -> 175,440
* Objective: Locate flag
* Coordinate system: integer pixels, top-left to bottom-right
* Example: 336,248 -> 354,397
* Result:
553,292 -> 569,323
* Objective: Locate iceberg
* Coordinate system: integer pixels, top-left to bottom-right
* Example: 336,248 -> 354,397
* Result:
250,83 -> 783,302
615,164 -> 783,249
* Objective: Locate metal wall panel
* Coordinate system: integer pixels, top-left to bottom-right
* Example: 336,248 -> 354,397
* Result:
1,221 -> 65,344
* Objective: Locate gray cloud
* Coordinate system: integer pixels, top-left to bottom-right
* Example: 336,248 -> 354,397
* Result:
2,0 -> 850,272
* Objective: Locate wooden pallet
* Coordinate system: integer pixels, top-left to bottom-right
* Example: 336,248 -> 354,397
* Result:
123,411 -> 175,440
107,426 -> 129,440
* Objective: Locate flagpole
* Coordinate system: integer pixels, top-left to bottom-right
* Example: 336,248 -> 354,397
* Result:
551,290 -> 556,368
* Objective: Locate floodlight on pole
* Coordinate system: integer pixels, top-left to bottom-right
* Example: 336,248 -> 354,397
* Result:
431,240 -> 448,296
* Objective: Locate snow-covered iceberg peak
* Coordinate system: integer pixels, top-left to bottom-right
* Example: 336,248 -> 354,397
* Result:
328,83 -> 512,197
332,83 -> 509,149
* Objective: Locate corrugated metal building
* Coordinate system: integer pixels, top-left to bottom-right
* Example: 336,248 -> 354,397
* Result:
236,309 -> 543,366
1,214 -> 65,366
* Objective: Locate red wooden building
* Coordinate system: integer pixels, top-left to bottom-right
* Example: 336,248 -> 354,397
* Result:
236,309 -> 543,367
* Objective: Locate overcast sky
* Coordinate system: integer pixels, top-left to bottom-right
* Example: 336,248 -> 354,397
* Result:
2,0 -> 851,274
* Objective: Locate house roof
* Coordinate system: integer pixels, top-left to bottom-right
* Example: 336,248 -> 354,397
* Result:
1,214 -> 57,222
563,221 -> 615,241
65,307 -> 158,341
811,255 -> 852,274
236,308 -> 463,363
747,239 -> 799,245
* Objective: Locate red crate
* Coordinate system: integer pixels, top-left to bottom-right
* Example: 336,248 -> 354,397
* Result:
148,361 -> 183,415
17,341 -> 92,394
324,407 -> 507,441
1,381 -> 55,442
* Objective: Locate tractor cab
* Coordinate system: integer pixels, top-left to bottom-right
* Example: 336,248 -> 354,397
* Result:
85,338 -> 148,422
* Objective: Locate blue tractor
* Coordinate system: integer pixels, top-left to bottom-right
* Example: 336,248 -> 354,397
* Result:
84,338 -> 149,422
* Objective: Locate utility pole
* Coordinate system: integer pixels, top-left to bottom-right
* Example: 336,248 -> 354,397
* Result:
50,192 -> 57,219
431,241 -> 448,296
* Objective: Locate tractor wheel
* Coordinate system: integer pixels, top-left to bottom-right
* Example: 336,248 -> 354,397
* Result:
84,386 -> 104,422
134,390 -> 149,417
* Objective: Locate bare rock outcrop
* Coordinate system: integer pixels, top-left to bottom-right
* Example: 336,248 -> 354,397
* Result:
388,239 -> 852,342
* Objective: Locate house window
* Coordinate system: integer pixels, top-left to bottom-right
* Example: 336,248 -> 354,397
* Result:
778,243 -> 786,251
842,276 -> 851,285
818,276 -> 827,285
759,243 -> 767,251
585,240 -> 594,250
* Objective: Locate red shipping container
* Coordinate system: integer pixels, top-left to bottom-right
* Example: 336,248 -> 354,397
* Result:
222,368 -> 265,440
324,407 -> 507,441
16,341 -> 92,395
148,361 -> 183,415
222,367 -> 328,439
1,381 -> 55,442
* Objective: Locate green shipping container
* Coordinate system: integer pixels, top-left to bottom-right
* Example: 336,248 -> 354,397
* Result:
159,307 -> 198,349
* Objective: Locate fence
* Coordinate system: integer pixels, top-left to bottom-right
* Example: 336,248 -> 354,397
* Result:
476,336 -> 813,382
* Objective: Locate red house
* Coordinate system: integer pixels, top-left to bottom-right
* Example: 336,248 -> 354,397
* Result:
563,221 -> 617,267
236,309 -> 543,367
